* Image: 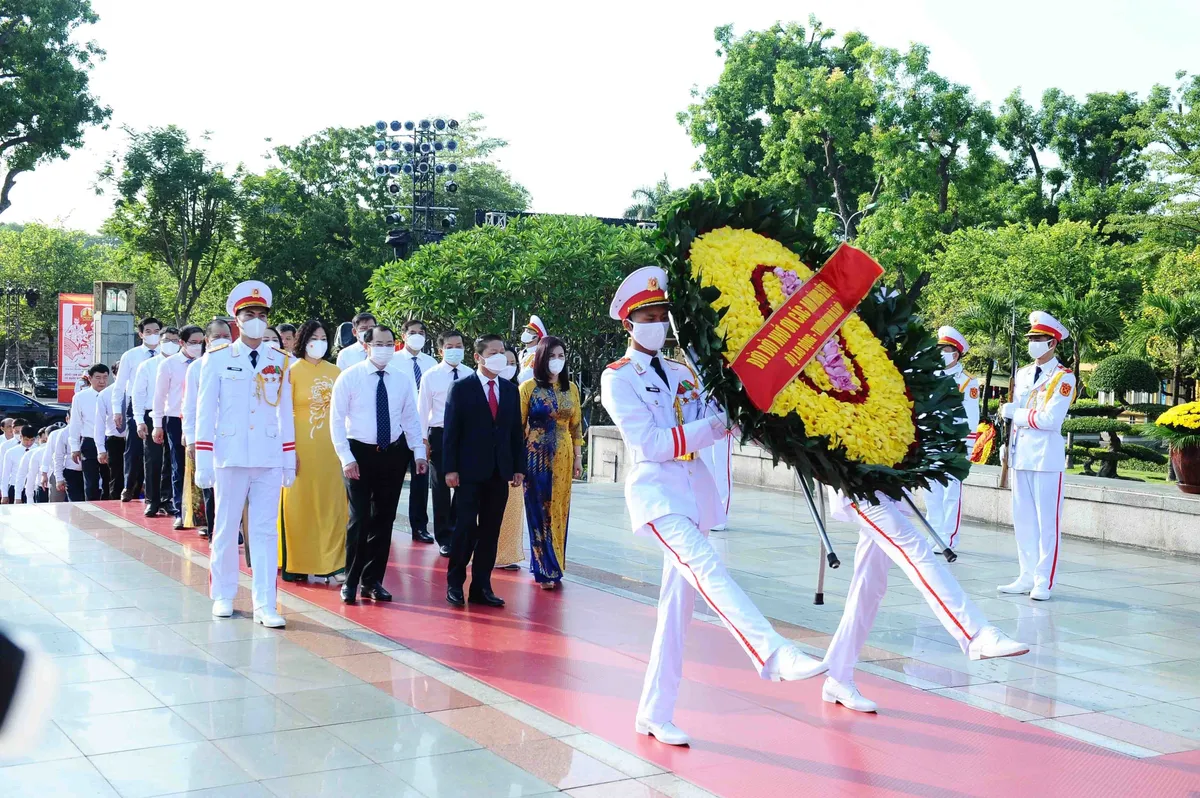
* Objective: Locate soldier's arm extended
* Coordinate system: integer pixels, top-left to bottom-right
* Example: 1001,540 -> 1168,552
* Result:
601,369 -> 723,463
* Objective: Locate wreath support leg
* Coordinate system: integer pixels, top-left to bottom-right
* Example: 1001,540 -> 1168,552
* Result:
795,473 -> 840,587
901,494 -> 958,563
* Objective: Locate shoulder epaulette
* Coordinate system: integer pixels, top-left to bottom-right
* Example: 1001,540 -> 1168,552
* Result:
1057,365 -> 1073,373
208,343 -> 229,353
606,357 -> 631,371
271,345 -> 289,357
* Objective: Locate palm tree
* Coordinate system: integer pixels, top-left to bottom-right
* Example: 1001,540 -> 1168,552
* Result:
1124,292 -> 1200,405
958,289 -> 1030,412
623,175 -> 674,220
1043,288 -> 1122,394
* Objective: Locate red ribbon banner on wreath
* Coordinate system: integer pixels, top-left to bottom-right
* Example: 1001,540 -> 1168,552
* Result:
730,243 -> 885,412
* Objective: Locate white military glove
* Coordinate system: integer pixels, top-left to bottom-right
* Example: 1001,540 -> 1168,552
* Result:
707,415 -> 730,438
1000,402 -> 1016,420
195,467 -> 215,490
282,468 -> 296,488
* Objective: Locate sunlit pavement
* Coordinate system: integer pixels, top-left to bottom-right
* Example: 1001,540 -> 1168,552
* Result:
1,489 -> 1199,796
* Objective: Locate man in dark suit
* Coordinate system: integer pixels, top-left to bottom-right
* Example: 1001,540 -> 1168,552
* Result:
443,334 -> 526,608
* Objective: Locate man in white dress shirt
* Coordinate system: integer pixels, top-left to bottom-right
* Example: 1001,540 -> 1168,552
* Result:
93,370 -> 124,499
335,311 -> 376,370
40,425 -> 64,502
0,424 -> 33,504
69,364 -> 109,501
112,317 -> 163,501
398,319 -> 438,545
51,419 -> 79,501
14,433 -> 44,503
185,320 -> 232,537
154,324 -> 204,529
417,329 -> 466,556
0,418 -> 21,499
194,281 -> 294,628
330,324 -> 427,605
133,326 -> 180,517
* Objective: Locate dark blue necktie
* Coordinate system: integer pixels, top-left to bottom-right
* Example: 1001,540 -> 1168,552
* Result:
1033,366 -> 1042,383
250,350 -> 259,369
451,366 -> 459,381
376,371 -> 391,450
412,356 -> 422,387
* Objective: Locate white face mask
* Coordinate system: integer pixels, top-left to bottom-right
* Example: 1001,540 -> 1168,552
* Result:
406,333 -> 426,351
520,330 -> 536,344
184,343 -> 202,359
1027,340 -> 1053,360
941,351 -> 958,367
143,333 -> 161,347
240,318 -> 268,339
159,341 -> 181,357
500,365 -> 517,381
442,348 -> 464,366
629,321 -> 668,352
306,339 -> 328,359
483,353 -> 508,374
369,345 -> 395,367
548,357 -> 566,375
357,329 -> 370,343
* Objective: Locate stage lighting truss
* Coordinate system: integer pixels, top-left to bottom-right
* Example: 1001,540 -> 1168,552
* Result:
367,115 -> 462,249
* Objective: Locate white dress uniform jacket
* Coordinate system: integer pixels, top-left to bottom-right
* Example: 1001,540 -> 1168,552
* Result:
1006,358 -> 1075,472
600,348 -> 725,534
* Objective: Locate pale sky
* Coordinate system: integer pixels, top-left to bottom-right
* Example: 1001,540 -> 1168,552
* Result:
6,0 -> 1198,233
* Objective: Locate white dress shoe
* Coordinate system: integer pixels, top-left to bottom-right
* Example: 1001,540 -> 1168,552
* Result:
635,719 -> 690,746
710,523 -> 728,531
1029,585 -> 1052,601
253,608 -> 286,628
763,644 -> 828,682
211,599 -> 233,618
997,579 -> 1033,595
968,625 -> 1029,661
821,677 -> 877,713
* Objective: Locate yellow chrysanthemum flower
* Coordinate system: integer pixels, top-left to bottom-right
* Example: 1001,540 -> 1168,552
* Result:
690,227 -> 915,466
1158,401 -> 1200,431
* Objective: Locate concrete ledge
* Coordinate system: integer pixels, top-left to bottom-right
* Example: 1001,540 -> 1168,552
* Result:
588,425 -> 1200,556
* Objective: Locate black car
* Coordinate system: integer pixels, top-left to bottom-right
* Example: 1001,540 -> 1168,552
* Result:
0,389 -> 68,430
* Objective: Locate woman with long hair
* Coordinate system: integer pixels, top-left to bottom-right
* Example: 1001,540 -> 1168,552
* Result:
278,320 -> 348,583
494,344 -> 526,570
520,336 -> 582,588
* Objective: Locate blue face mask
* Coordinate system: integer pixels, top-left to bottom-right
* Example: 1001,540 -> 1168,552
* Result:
442,348 -> 464,366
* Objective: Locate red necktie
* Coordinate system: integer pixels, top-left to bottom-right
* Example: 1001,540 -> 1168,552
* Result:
488,380 -> 498,420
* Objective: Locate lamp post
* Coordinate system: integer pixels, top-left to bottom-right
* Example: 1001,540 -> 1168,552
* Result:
372,118 -> 461,258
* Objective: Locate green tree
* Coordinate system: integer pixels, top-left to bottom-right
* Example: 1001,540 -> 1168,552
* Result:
957,289 -> 1030,410
624,174 -> 676,220
98,126 -> 242,324
1123,292 -> 1200,405
367,215 -> 656,424
0,1 -> 111,215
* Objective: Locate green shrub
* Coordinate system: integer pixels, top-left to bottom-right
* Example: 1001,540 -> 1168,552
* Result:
1061,418 -> 1132,435
1119,442 -> 1168,465
1122,457 -> 1169,474
1128,403 -> 1171,422
1069,399 -> 1123,418
1088,355 -> 1160,398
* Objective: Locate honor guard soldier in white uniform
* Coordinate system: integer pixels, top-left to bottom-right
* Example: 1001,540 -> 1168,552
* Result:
998,311 -> 1075,601
601,266 -> 823,747
517,314 -> 546,384
922,326 -> 980,548
194,281 -> 295,628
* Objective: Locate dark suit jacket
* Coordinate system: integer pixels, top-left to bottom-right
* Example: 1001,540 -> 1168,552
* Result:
443,373 -> 526,483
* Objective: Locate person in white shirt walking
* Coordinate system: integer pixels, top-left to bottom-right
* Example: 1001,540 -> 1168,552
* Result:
184,320 -> 231,537
1,424 -> 33,504
417,329 -> 466,555
69,364 -> 110,501
39,425 -> 64,502
51,418 -> 79,501
133,327 -> 180,517
0,418 -> 23,500
330,325 -> 427,605
93,371 -> 124,499
15,433 -> 44,504
998,311 -> 1077,602
112,317 -> 163,502
336,312 -> 376,371
398,319 -> 437,545
194,281 -> 295,628
154,325 -> 203,529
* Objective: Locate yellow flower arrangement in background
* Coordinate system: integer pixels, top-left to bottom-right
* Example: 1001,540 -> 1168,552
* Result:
1157,401 -> 1200,431
689,226 -> 915,466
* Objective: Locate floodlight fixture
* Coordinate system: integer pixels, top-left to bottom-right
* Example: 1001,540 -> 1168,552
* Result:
375,121 -> 387,132
448,119 -> 459,129
446,162 -> 458,174
434,163 -> 445,175
389,120 -> 402,131
445,181 -> 458,193
404,120 -> 415,131
402,163 -> 414,175
419,119 -> 431,130
374,165 -> 387,177
387,182 -> 402,195
374,140 -> 386,152
388,164 -> 401,175
441,213 -> 457,229
446,139 -> 458,151
433,140 -> 444,152
390,141 -> 401,152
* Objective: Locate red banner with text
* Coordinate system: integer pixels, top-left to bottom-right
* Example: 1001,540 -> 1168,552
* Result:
730,244 -> 884,412
58,293 -> 95,404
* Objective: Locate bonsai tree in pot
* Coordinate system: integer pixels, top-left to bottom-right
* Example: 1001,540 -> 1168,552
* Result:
1144,402 -> 1200,493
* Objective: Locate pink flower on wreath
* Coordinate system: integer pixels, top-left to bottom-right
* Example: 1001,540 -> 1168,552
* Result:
775,267 -> 857,392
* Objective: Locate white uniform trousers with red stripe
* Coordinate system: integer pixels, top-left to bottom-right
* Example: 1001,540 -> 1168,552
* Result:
637,514 -> 788,725
824,499 -> 988,684
210,466 -> 281,611
923,477 -> 964,548
1011,469 -> 1064,592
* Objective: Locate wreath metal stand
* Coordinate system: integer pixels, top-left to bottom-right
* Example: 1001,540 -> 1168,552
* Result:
902,494 -> 957,562
797,474 -> 838,604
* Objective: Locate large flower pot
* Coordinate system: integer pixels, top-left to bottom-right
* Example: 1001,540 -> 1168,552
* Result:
1172,445 -> 1200,494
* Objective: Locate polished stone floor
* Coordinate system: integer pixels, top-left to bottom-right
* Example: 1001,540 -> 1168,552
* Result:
566,482 -> 1200,758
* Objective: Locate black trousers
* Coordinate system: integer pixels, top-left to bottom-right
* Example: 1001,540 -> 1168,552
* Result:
164,417 -> 185,517
447,469 -> 509,595
63,469 -> 84,502
141,412 -> 172,511
202,487 -> 215,533
408,453 -> 429,534
80,438 -> 102,501
103,435 -> 125,499
344,437 -> 412,589
427,427 -> 456,546
123,401 -> 143,499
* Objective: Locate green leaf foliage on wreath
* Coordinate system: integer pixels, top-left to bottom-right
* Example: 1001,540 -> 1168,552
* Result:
655,184 -> 969,502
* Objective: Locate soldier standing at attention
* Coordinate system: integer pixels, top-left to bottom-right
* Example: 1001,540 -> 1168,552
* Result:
600,266 -> 824,748
999,311 -> 1075,602
923,326 -> 980,548
194,281 -> 295,628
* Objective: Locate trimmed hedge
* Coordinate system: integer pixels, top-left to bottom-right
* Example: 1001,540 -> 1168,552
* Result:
1069,399 -> 1123,418
1119,442 -> 1168,465
1061,418 -> 1132,435
1088,355 -> 1160,397
1128,403 -> 1171,422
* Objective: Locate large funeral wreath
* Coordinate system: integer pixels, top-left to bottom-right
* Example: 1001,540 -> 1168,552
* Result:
656,185 -> 970,502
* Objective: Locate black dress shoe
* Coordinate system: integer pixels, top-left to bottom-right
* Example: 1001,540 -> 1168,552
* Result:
446,586 -> 465,607
143,506 -> 160,518
468,589 -> 505,608
412,529 -> 434,544
438,545 -> 451,557
340,584 -> 357,604
361,583 -> 393,602
120,490 -> 133,503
